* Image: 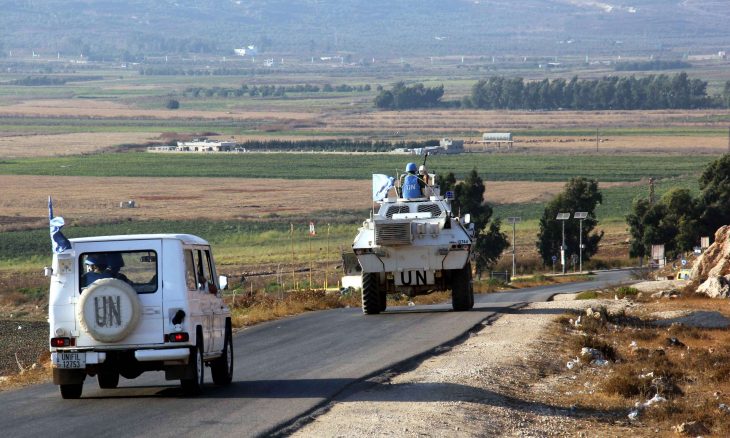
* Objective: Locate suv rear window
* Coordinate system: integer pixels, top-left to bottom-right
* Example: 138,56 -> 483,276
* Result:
79,251 -> 158,294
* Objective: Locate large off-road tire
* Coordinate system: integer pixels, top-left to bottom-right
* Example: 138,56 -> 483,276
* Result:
451,262 -> 473,312
361,273 -> 381,315
60,383 -> 83,399
77,278 -> 141,343
181,330 -> 204,395
379,290 -> 387,312
211,320 -> 234,386
98,371 -> 119,389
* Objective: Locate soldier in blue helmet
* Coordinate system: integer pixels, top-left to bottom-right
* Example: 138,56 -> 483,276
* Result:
400,162 -> 426,199
80,253 -> 113,288
105,252 -> 132,284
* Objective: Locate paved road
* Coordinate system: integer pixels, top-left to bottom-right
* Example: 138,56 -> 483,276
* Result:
0,270 -> 632,437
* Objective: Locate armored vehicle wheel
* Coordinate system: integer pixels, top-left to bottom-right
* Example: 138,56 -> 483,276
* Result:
361,273 -> 381,315
451,262 -> 473,311
211,320 -> 234,386
98,371 -> 119,389
379,291 -> 387,312
60,383 -> 83,399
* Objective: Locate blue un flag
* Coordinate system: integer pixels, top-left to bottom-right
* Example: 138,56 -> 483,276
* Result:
48,197 -> 71,254
372,174 -> 394,201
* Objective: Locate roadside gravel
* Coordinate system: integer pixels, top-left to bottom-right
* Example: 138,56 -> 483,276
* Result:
293,298 -> 638,437
0,320 -> 48,378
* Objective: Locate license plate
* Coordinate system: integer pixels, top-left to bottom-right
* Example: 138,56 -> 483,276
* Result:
53,352 -> 86,369
395,270 -> 434,286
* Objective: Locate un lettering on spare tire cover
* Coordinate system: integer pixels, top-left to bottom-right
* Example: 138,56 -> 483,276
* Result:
78,278 -> 141,343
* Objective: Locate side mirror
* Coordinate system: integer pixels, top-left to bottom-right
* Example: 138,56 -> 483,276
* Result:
44,267 -> 53,277
218,275 -> 229,291
464,214 -> 471,224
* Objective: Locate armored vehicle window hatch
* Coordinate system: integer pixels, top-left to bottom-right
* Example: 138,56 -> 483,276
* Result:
385,205 -> 410,219
416,203 -> 442,217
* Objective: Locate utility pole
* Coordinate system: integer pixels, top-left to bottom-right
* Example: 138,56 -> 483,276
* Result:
649,177 -> 655,205
574,212 -> 588,273
557,213 -> 570,274
507,217 -> 521,279
290,223 -> 295,290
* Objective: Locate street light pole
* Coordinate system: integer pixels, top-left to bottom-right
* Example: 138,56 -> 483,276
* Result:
574,212 -> 588,273
556,213 -> 570,274
507,217 -> 521,279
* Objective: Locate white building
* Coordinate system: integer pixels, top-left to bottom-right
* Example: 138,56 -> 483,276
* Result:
176,139 -> 236,152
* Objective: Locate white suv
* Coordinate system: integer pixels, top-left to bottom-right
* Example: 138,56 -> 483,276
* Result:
47,234 -> 233,399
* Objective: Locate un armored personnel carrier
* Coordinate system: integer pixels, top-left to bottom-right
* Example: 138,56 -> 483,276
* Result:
352,168 -> 475,314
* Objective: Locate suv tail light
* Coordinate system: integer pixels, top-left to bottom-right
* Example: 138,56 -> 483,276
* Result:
51,337 -> 75,347
166,332 -> 189,343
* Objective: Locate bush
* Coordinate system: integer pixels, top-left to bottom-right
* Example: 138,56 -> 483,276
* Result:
165,99 -> 180,110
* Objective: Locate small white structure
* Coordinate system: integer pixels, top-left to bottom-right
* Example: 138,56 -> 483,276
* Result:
479,132 -> 514,149
411,145 -> 443,155
439,138 -> 464,154
176,139 -> 236,152
234,45 -> 258,56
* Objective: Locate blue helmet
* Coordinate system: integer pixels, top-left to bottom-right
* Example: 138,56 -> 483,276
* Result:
406,162 -> 417,173
105,252 -> 125,274
84,253 -> 107,267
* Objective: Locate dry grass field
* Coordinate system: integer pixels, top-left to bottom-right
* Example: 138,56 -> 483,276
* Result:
0,175 -> 633,232
0,133 -> 158,158
325,109 -> 730,134
0,99 -> 315,120
1,97 -> 727,157
0,175 -> 372,231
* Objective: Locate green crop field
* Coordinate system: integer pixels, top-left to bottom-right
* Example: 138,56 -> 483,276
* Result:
0,218 -> 362,267
493,175 -> 698,221
0,152 -> 718,182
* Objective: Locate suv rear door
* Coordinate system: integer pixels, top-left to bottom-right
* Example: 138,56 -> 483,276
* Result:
75,239 -> 164,346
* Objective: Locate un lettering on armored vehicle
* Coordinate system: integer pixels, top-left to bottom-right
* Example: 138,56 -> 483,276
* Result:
352,166 -> 475,314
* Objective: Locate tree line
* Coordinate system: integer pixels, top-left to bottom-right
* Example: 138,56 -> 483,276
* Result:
627,155 -> 730,262
374,73 -> 730,110
8,75 -> 103,86
139,66 -> 274,76
466,73 -> 717,110
183,83 -> 371,98
374,82 -> 445,109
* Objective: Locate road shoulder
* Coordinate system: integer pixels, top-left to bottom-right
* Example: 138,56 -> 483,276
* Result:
293,299 -> 639,437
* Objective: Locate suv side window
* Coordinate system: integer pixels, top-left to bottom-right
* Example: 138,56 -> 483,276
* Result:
184,249 -> 197,290
195,249 -> 213,292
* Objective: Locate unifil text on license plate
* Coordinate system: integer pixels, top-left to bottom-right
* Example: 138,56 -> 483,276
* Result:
54,352 -> 85,369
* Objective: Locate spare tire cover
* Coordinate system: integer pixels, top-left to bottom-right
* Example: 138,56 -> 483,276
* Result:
78,278 -> 141,343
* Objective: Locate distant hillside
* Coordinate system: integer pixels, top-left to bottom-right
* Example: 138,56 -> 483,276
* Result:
0,0 -> 728,59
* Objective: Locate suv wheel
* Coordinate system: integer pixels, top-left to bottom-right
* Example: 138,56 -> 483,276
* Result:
211,321 -> 233,385
361,273 -> 381,315
60,383 -> 83,399
181,331 -> 204,395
